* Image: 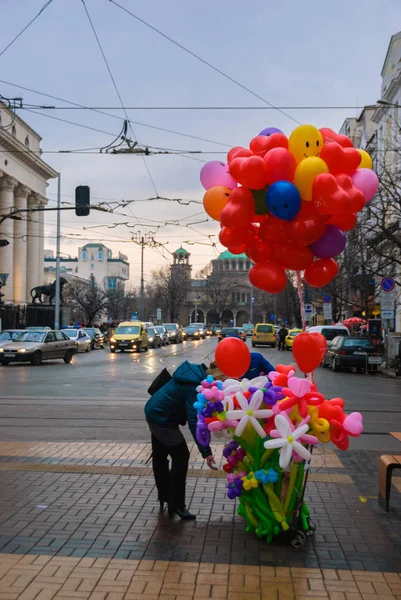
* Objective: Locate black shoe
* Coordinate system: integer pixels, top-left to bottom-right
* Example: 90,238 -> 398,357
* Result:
159,501 -> 166,513
168,507 -> 196,520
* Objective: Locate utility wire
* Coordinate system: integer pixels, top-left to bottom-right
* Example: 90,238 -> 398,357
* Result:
22,104 -> 372,111
81,0 -> 159,197
0,0 -> 55,60
108,0 -> 301,125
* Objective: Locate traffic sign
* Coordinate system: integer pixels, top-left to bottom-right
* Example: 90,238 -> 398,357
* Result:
194,294 -> 202,302
380,290 -> 395,310
156,308 -> 162,321
305,304 -> 312,313
270,314 -> 275,320
381,310 -> 394,319
323,303 -> 332,320
323,295 -> 331,303
381,277 -> 395,292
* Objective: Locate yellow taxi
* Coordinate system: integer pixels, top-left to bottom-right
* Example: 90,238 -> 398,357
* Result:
252,323 -> 276,348
109,321 -> 149,353
285,329 -> 302,350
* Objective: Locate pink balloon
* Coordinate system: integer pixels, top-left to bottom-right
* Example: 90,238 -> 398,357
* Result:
200,161 -> 238,190
351,168 -> 379,203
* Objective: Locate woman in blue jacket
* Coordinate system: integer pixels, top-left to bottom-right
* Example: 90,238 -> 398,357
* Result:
145,360 -> 219,520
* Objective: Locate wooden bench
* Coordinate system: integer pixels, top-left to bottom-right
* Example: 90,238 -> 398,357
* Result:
378,455 -> 401,511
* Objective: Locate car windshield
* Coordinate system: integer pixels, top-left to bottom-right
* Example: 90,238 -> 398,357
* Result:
84,328 -> 95,335
221,328 -> 238,335
64,330 -> 78,339
147,328 -> 156,335
321,328 -> 348,341
114,325 -> 140,335
343,338 -> 375,348
15,332 -> 45,343
0,332 -> 13,340
257,325 -> 273,333
155,327 -> 165,333
185,327 -> 198,333
290,331 -> 300,337
164,324 -> 176,331
243,324 -> 254,330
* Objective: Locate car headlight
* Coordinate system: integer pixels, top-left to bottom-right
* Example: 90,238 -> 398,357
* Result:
0,348 -> 3,353
110,337 -> 116,343
149,337 -> 154,342
18,349 -> 26,353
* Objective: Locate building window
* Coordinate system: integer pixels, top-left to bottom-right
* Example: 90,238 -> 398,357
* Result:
24,136 -> 30,148
91,254 -> 94,261
231,260 -> 236,271
246,261 -> 251,270
82,249 -> 87,260
241,293 -> 246,302
238,261 -> 243,271
90,263 -> 94,270
225,262 -> 229,271
98,249 -> 103,260
108,277 -> 117,289
232,292 -> 235,303
236,292 -> 240,302
11,124 -> 16,136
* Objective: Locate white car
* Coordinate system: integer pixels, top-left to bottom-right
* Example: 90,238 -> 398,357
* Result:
63,329 -> 91,353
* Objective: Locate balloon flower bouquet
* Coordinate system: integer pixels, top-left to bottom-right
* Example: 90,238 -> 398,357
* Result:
195,335 -> 363,544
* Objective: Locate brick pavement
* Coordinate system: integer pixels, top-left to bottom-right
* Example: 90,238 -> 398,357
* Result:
0,442 -> 399,599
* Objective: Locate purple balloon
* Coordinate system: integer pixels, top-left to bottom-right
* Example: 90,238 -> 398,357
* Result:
310,225 -> 346,259
258,127 -> 284,137
200,161 -> 237,191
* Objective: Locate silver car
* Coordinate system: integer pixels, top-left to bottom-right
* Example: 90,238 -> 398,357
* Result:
0,330 -> 77,366
63,329 -> 91,353
0,330 -> 25,348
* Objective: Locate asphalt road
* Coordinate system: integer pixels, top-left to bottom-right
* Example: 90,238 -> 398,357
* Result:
0,337 -> 400,451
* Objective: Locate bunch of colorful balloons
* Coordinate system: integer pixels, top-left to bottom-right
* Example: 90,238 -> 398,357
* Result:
194,335 -> 363,543
201,125 -> 378,293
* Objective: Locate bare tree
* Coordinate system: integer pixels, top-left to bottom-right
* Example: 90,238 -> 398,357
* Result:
64,278 -> 109,325
104,281 -> 138,321
197,263 -> 240,322
150,266 -> 188,322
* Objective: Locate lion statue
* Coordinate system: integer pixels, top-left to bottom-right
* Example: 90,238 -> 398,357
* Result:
30,277 -> 67,305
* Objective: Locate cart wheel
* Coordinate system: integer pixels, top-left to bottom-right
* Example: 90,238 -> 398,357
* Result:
290,530 -> 307,548
306,519 -> 316,535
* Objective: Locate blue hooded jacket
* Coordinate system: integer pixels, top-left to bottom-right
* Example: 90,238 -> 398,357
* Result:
242,352 -> 275,380
145,361 -> 211,458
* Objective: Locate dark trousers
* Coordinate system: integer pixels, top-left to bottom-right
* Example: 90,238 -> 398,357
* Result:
151,433 -> 190,510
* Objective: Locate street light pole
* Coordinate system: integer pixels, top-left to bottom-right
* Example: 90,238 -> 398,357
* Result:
140,236 -> 145,321
132,232 -> 160,322
250,285 -> 254,323
54,172 -> 61,330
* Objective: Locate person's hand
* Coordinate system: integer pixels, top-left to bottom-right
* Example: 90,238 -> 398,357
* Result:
206,455 -> 217,470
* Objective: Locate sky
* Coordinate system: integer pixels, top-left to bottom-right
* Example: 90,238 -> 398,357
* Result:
0,0 -> 400,285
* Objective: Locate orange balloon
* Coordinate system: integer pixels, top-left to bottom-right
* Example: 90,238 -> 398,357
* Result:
203,186 -> 231,221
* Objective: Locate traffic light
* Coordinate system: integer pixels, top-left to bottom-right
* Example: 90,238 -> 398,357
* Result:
75,186 -> 90,217
0,240 -> 9,247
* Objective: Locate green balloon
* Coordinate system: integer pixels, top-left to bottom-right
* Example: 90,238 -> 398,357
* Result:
251,187 -> 269,215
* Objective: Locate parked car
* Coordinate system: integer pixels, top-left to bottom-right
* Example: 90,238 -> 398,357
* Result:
109,321 -> 149,353
194,324 -> 207,339
218,327 -> 247,342
211,325 -> 221,336
154,325 -> 169,346
0,330 -> 77,365
184,326 -> 202,340
0,330 -> 25,348
83,327 -> 105,349
63,329 -> 91,353
322,336 -> 382,373
162,323 -> 183,343
147,327 -> 162,348
242,323 -> 255,337
252,323 -> 276,348
285,329 -> 302,350
307,325 -> 349,347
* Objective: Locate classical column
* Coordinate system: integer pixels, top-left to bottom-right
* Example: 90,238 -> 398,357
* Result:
0,174 -> 18,303
37,196 -> 47,289
13,184 -> 30,303
26,192 -> 41,298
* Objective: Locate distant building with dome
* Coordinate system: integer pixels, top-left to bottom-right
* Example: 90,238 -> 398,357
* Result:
170,247 -> 270,327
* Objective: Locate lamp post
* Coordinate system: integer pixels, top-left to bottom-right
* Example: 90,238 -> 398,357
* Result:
377,100 -> 399,108
54,173 -> 61,330
132,232 -> 158,321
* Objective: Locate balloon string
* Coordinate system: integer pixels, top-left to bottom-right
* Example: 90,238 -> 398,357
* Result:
296,270 -> 307,332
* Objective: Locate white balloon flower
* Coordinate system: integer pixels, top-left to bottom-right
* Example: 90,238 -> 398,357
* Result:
226,389 -> 273,438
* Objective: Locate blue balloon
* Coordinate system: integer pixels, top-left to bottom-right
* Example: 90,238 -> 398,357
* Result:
259,127 -> 284,137
265,181 -> 301,221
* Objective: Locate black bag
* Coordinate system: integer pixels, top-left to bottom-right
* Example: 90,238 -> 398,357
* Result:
147,367 -> 172,395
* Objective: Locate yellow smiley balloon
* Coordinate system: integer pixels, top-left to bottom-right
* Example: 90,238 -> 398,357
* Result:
289,124 -> 324,164
294,157 -> 328,201
357,149 -> 373,170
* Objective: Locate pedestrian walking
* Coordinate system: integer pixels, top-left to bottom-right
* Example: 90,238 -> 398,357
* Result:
277,325 -> 288,351
145,360 -> 224,520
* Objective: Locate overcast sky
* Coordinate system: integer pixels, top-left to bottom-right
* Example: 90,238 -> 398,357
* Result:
1,0 -> 400,284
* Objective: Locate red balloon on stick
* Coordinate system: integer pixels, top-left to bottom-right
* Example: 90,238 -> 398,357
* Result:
227,146 -> 253,163
287,203 -> 326,245
273,242 -> 314,270
220,187 -> 255,228
215,337 -> 251,378
227,244 -> 247,254
219,226 -> 255,248
260,216 -> 288,243
246,238 -> 274,263
292,332 -> 327,373
249,261 -> 287,294
229,156 -> 268,190
264,147 -> 296,185
304,258 -> 339,287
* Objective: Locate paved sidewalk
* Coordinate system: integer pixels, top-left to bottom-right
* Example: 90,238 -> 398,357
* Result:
0,441 -> 399,599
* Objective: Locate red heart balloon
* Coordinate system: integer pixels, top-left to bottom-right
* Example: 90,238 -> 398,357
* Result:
259,216 -> 289,243
249,260 -> 287,294
292,332 -> 327,373
320,142 -> 361,175
220,187 -> 255,228
287,203 -> 326,245
264,147 -> 296,185
229,156 -> 268,190
219,226 -> 255,247
245,237 -> 274,262
326,212 -> 357,231
273,242 -> 314,270
227,244 -> 247,254
304,258 -> 339,287
312,174 -> 363,215
335,174 -> 365,213
250,133 -> 288,157
227,146 -> 253,163
318,398 -> 345,422
320,128 -> 353,148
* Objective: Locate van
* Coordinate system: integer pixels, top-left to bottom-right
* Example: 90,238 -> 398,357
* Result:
252,323 -> 276,348
109,321 -> 149,353
307,325 -> 349,346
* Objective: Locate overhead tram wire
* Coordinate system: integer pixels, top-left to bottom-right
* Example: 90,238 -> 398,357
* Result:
21,104 -> 373,111
0,0 -> 55,60
1,79 -> 232,148
108,0 -> 301,125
